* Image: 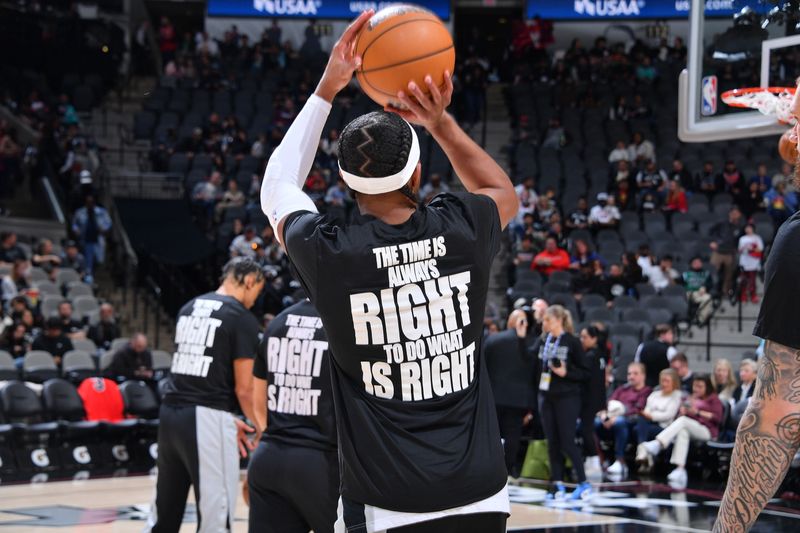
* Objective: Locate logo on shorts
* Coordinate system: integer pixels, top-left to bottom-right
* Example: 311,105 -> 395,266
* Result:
31,449 -> 50,468
149,443 -> 159,460
72,446 -> 91,465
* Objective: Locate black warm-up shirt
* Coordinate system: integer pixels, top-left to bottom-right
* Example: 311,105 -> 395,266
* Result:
253,299 -> 336,451
282,192 -> 507,513
163,292 -> 260,413
754,211 -> 800,349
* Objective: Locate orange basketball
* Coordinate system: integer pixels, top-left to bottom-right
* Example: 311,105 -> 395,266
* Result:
779,129 -> 798,165
355,5 -> 455,108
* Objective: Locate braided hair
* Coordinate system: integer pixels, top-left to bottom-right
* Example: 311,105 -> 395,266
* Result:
219,257 -> 265,286
339,111 -> 417,201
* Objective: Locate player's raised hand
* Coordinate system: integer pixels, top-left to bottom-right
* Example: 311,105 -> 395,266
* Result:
316,10 -> 374,102
386,70 -> 453,131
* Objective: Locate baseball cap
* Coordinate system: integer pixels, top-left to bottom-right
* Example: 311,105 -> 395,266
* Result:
597,192 -> 609,201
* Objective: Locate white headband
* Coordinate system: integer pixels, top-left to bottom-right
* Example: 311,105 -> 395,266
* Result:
338,121 -> 420,195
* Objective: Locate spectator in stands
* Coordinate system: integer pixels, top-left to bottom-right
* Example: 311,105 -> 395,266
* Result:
8,296 -> 30,323
106,332 -> 153,381
628,132 -> 655,167
325,177 -> 352,224
635,56 -> 657,84
60,240 -> 86,276
229,225 -> 262,259
419,173 -> 450,205
670,352 -> 694,394
32,238 -> 61,277
0,232 -> 26,264
750,163 -> 772,194
215,179 -> 246,222
709,206 -> 744,298
635,324 -> 677,388
511,235 -> 536,270
635,369 -> 682,463
532,236 -> 570,277
484,309 -> 536,477
609,99 -> 629,122
694,161 -> 718,200
158,16 -> 178,64
566,197 -> 590,232
764,179 -> 798,227
191,171 -> 224,225
541,118 -> 565,150
621,252 -> 645,294
738,223 -> 764,303
717,160 -> 745,197
636,160 -> 667,199
588,193 -> 621,230
636,374 -> 723,487
669,159 -> 693,192
732,358 -> 757,403
602,263 -> 629,300
663,180 -> 688,214
580,325 -> 607,478
57,300 -> 85,339
682,256 -> 714,324
30,316 -> 73,365
88,303 -> 120,351
534,193 -> 556,224
594,362 -> 651,477
737,181 -> 765,219
608,139 -> 629,163
0,321 -> 31,359
71,195 -> 112,282
648,255 -> 681,291
1,258 -> 31,309
318,129 -> 339,169
569,239 -> 602,270
712,358 -> 737,403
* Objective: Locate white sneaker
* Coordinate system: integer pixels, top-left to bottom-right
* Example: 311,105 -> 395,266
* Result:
606,460 -> 627,477
667,467 -> 688,487
642,440 -> 662,456
585,456 -> 603,481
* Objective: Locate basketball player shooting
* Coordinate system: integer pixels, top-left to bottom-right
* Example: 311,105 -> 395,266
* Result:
260,10 -> 518,532
713,81 -> 800,532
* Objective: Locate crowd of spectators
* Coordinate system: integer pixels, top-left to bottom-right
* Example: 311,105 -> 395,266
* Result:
483,299 -> 766,491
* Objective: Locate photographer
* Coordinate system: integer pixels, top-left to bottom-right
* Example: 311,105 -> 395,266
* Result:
484,309 -> 537,477
533,305 -> 591,500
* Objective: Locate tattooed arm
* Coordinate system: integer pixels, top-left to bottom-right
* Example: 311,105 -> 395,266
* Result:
713,340 -> 800,533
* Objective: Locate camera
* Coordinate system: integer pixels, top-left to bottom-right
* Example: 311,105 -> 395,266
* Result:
551,358 -> 562,368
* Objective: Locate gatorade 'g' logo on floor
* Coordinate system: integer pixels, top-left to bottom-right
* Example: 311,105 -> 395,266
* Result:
72,446 -> 91,465
350,236 -> 477,401
111,445 -> 130,462
31,449 -> 50,468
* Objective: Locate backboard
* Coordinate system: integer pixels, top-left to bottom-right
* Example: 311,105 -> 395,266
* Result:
679,1 -> 800,142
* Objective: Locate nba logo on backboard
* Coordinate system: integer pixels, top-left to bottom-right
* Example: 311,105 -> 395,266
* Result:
702,76 -> 717,116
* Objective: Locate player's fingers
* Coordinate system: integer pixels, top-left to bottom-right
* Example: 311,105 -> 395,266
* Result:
340,10 -> 373,45
424,75 -> 442,107
397,91 -> 425,117
442,70 -> 454,104
238,439 -> 247,458
407,82 -> 433,112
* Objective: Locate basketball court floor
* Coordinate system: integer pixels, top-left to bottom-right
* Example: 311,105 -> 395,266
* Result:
1,472 -> 800,532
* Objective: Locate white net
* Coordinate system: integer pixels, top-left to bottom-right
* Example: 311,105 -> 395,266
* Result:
721,89 -> 796,124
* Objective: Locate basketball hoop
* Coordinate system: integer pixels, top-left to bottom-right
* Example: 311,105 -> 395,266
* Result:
721,86 -> 797,124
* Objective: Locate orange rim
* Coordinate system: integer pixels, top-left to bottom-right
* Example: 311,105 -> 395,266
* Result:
720,86 -> 796,108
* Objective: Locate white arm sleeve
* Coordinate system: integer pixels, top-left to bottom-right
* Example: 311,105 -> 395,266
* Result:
260,94 -> 332,241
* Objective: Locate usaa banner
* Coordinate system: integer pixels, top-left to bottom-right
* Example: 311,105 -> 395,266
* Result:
526,0 -> 763,20
208,0 -> 451,20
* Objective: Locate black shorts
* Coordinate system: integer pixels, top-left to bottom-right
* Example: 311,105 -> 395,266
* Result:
247,439 -> 339,533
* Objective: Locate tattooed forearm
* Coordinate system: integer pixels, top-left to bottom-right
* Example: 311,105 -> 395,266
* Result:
713,341 -> 800,533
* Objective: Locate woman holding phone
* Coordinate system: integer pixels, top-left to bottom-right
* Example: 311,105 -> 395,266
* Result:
533,305 -> 591,500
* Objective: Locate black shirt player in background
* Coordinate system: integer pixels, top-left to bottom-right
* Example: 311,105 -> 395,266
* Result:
260,11 -> 518,533
146,258 -> 262,533
247,299 -> 338,533
713,83 -> 800,533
